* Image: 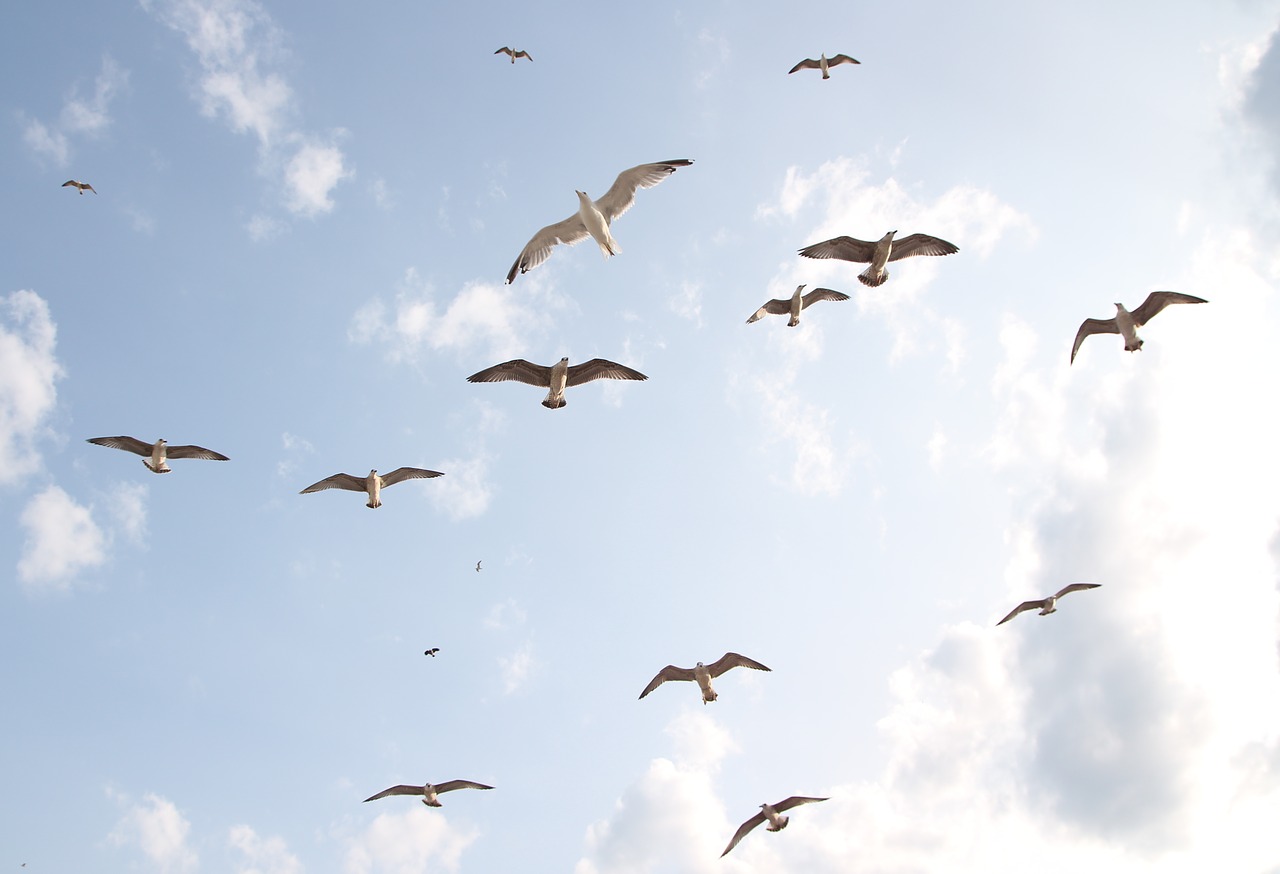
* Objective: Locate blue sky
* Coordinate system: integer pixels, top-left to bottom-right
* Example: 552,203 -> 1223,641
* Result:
4,1 -> 1280,871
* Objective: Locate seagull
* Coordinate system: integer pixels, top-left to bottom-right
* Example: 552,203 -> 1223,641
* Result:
997,583 -> 1101,626
722,796 -> 829,857
1070,292 -> 1208,364
505,159 -> 694,283
363,780 -> 493,807
494,46 -> 532,63
639,652 -> 771,704
300,467 -> 444,508
62,179 -> 96,195
747,284 -> 849,327
798,230 -> 959,287
86,436 -> 228,473
466,357 -> 647,409
475,561 -> 483,572
423,648 -> 440,657
788,53 -> 860,78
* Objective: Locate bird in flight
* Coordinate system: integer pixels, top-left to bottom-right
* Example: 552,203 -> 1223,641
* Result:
363,780 -> 493,807
505,159 -> 693,283
1070,291 -> 1208,364
747,284 -> 849,327
639,652 -> 771,704
722,796 -> 829,857
997,583 -> 1101,626
475,561 -> 483,572
788,53 -> 859,78
799,230 -> 958,287
494,46 -> 532,63
423,648 -> 440,657
467,357 -> 647,409
86,436 -> 228,473
62,179 -> 96,195
300,467 -> 444,508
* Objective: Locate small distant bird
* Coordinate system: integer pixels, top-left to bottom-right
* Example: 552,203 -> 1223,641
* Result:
300,467 -> 444,508
1070,292 -> 1208,364
639,652 -> 771,704
747,284 -> 849,327
997,583 -> 1101,626
62,179 -> 96,195
424,648 -> 440,657
364,780 -> 493,807
475,561 -> 483,572
722,796 -> 829,857
506,159 -> 694,283
467,357 -> 647,409
86,436 -> 228,473
788,53 -> 859,78
799,230 -> 959,287
494,46 -> 532,63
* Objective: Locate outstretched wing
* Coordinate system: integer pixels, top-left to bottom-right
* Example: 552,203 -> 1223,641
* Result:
788,58 -> 822,74
1053,582 -> 1101,600
798,236 -> 877,263
886,234 -> 959,261
638,665 -> 697,699
164,444 -> 230,461
827,54 -> 860,66
996,599 -> 1048,626
1128,291 -> 1208,327
565,359 -> 648,386
506,214 -> 591,283
86,436 -> 153,457
466,359 -> 553,386
380,467 -> 444,487
514,50 -> 532,61
722,811 -> 767,857
433,780 -> 494,794
363,784 -> 422,802
300,473 -> 367,494
800,288 -> 850,309
494,46 -> 514,56
1070,318 -> 1119,364
706,652 -> 771,678
593,160 -> 694,224
747,299 -> 791,323
774,795 -> 830,812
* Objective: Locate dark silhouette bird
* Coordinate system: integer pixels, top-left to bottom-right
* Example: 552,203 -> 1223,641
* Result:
424,648 -> 440,657
495,46 -> 532,63
62,179 -> 96,195
788,53 -> 859,78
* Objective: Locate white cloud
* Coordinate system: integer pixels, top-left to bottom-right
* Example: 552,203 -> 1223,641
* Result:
229,824 -> 303,874
106,481 -> 149,546
22,119 -> 69,165
276,431 -> 315,479
428,453 -> 494,520
668,280 -> 703,326
498,640 -> 536,695
344,807 -> 477,874
20,56 -> 127,165
284,141 -> 351,217
17,485 -> 107,593
483,598 -> 526,630
0,289 -> 63,485
247,214 -> 286,242
109,792 -> 198,872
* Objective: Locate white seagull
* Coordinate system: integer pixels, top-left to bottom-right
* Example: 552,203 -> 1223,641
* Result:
997,583 -> 1101,626
62,179 -> 97,195
494,46 -> 532,62
639,652 -> 771,704
799,230 -> 959,287
747,284 -> 849,326
363,780 -> 493,807
466,357 -> 647,409
86,436 -> 228,473
788,53 -> 860,78
1070,291 -> 1208,364
722,796 -> 829,857
505,159 -> 693,283
300,467 -> 444,508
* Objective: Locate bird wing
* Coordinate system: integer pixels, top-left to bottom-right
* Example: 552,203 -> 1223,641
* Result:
886,234 -> 960,261
828,54 -> 860,66
1128,291 -> 1208,326
62,180 -> 79,188
707,652 -> 772,678
495,46 -> 513,55
788,58 -> 821,74
515,50 -> 532,61
774,795 -> 830,812
747,299 -> 792,323
996,600 -> 1048,626
363,784 -> 422,802
434,780 -> 494,794
1053,582 -> 1101,599
506,214 -> 591,283
565,359 -> 648,386
721,811 -> 767,856
798,236 -> 877,263
86,436 -> 154,457
1070,318 -> 1119,364
300,473 -> 367,494
466,359 -> 553,386
85,184 -> 97,194
800,288 -> 851,309
638,665 -> 697,698
379,467 -> 445,487
163,444 -> 230,461
593,160 -> 694,224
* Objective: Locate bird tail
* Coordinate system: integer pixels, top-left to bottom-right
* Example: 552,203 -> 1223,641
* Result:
858,267 -> 888,287
542,398 -> 567,409
787,315 -> 800,327
596,236 -> 620,259
366,499 -> 382,509
144,460 -> 171,473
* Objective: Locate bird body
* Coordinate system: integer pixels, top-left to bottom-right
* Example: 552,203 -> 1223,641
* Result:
495,46 -> 532,63
747,284 -> 850,326
424,648 -> 440,657
476,561 -> 483,572
466,357 -> 647,409
798,230 -> 959,287
300,467 -> 444,508
639,652 -> 771,704
789,53 -> 860,78
577,190 -> 619,259
997,583 -> 1102,626
86,436 -> 229,473
1070,292 -> 1208,364
363,780 -> 493,807
722,796 -> 828,856
62,179 -> 96,195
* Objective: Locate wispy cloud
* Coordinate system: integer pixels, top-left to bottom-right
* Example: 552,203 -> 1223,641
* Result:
20,56 -> 127,166
498,640 -> 536,695
0,290 -> 63,486
229,824 -> 303,874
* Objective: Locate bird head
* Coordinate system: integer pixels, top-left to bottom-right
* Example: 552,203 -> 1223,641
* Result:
369,469 -> 378,476
559,356 -> 570,363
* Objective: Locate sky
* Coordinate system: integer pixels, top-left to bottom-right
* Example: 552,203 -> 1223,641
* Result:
3,0 -> 1280,871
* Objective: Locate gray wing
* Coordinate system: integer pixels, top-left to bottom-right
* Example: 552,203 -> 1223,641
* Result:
86,436 -> 153,457
433,780 -> 494,794
1053,582 -> 1101,599
593,160 -> 694,224
514,50 -> 532,61
1070,318 -> 1119,364
565,359 -> 648,386
788,58 -> 822,74
639,665 -> 697,698
163,444 -> 230,461
62,180 -> 79,188
1129,291 -> 1208,327
300,473 -> 367,494
886,234 -> 959,261
722,811 -> 767,856
506,214 -> 591,283
747,299 -> 792,323
495,46 -> 514,56
380,467 -> 444,487
706,652 -> 771,678
466,359 -> 553,386
798,236 -> 877,263
363,784 -> 423,802
997,599 -> 1048,626
827,54 -> 860,66
774,795 -> 830,812
800,288 -> 850,309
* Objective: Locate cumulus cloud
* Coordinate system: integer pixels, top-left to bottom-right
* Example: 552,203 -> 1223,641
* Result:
498,640 -> 536,695
344,807 -> 478,874
17,485 -> 107,593
284,141 -> 351,216
21,56 -> 127,165
0,289 -> 63,485
229,824 -> 303,874
109,792 -> 198,872
428,452 -> 494,521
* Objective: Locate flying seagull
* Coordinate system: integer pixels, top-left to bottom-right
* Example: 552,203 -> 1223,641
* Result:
466,357 -> 647,409
475,561 -> 483,572
1070,292 -> 1208,364
505,159 -> 693,283
86,436 -> 228,473
997,583 -> 1101,626
423,648 -> 440,657
639,652 -> 771,704
363,780 -> 493,807
494,46 -> 532,62
747,284 -> 850,326
62,180 -> 96,195
798,230 -> 959,287
300,467 -> 444,508
788,53 -> 860,78
722,796 -> 829,857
